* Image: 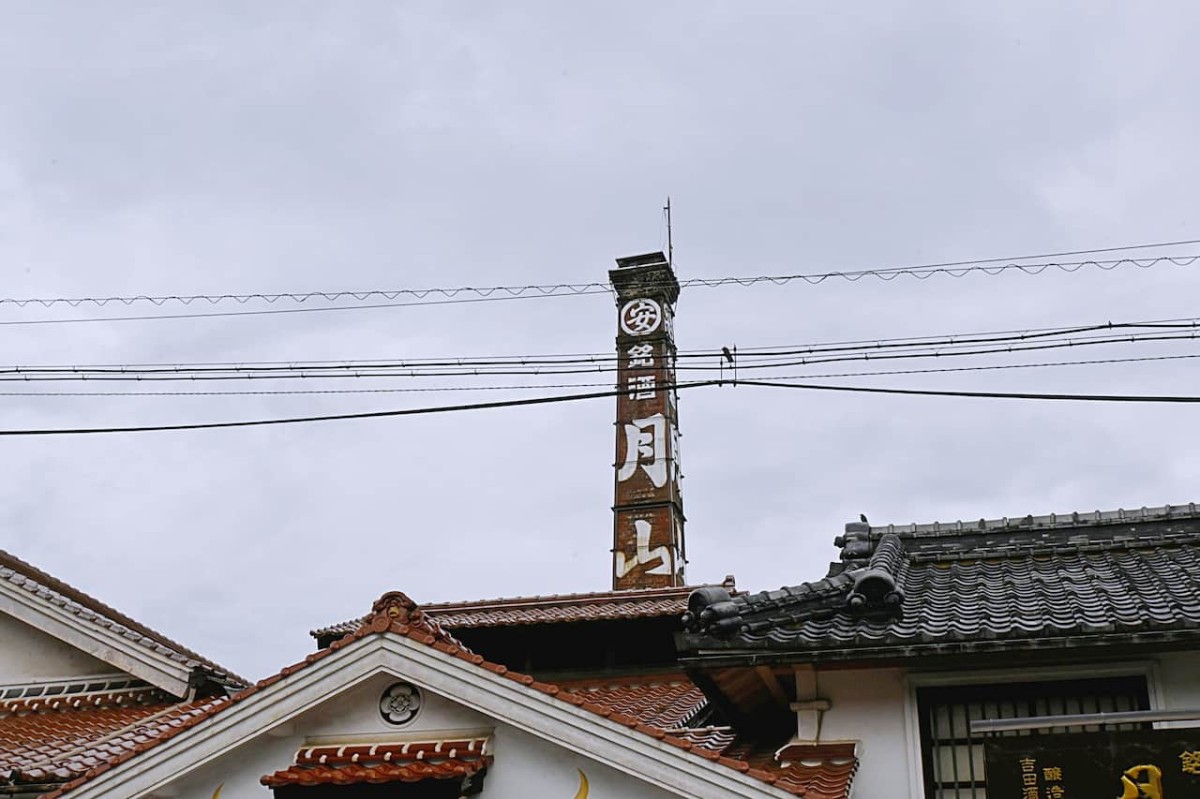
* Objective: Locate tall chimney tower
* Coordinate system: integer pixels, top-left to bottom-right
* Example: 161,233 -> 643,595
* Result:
609,252 -> 685,590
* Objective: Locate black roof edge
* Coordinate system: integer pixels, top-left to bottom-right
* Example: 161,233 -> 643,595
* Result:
678,628 -> 1200,670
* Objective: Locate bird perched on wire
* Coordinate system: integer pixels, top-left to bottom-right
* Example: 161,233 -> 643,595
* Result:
721,346 -> 734,364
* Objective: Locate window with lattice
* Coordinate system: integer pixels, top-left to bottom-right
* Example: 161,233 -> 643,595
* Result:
915,675 -> 1149,799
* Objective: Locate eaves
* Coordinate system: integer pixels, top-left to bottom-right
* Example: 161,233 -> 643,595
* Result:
60,632 -> 794,799
0,577 -> 194,698
679,628 -> 1200,670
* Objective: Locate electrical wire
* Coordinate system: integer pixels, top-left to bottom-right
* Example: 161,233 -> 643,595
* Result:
7,313 -> 1187,371
0,237 -> 1194,307
8,320 -> 1200,370
721,321 -> 1200,361
705,315 -> 1200,354
2,351 -> 1198,397
0,381 -> 710,435
0,290 -> 603,327
1,244 -> 1198,324
0,327 -> 1195,381
4,377 -> 1200,436
7,317 -> 1175,370
734,380 -> 1200,404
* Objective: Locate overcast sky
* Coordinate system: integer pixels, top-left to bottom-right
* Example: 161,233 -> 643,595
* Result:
3,2 -> 1200,679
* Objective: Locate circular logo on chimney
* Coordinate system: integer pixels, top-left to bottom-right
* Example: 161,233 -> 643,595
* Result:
379,682 -> 422,725
620,298 -> 662,336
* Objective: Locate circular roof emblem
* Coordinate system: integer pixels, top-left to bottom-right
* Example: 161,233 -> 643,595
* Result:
619,298 -> 662,336
379,682 -> 422,726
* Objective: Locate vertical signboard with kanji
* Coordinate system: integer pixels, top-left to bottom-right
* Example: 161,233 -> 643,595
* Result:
608,253 -> 685,590
984,728 -> 1200,798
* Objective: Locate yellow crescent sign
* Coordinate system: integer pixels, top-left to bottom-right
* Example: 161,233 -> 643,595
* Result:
211,784 -> 223,799
574,768 -> 589,799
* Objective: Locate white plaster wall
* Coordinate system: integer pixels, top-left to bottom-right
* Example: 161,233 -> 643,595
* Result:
808,652 -> 1200,799
487,721 -> 680,799
301,671 -> 494,737
146,672 -> 684,799
154,672 -> 496,798
814,666 -> 910,799
0,612 -> 113,683
157,728 -> 296,799
1153,650 -> 1200,728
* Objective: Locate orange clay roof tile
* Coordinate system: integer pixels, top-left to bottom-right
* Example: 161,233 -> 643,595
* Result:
40,589 -> 815,798
262,760 -> 486,788
724,739 -> 858,798
262,738 -> 491,788
0,696 -> 226,787
310,584 -> 738,637
551,674 -> 708,729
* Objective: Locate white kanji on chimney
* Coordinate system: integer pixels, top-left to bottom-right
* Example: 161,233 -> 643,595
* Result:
616,414 -> 668,488
620,298 -> 662,336
615,519 -> 671,578
627,343 -> 655,368
627,374 -> 656,400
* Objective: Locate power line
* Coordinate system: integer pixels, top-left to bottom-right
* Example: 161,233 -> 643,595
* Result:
722,331 -> 1200,372
4,377 -> 1200,436
2,244 -> 1198,325
8,317 -> 1176,370
8,313 -> 1185,369
3,351 -> 1198,397
0,291 -> 600,327
739,351 -> 1200,381
722,322 -> 1200,363
0,382 -> 710,435
735,380 -> 1200,404
770,255 -> 1199,284
0,236 -> 1192,307
712,315 -> 1200,354
10,320 -> 1200,370
0,326 -> 1195,381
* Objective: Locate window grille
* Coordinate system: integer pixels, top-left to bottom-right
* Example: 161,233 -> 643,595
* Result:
915,675 -> 1149,799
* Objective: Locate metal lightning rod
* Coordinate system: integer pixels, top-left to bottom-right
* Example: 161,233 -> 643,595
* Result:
664,197 -> 674,267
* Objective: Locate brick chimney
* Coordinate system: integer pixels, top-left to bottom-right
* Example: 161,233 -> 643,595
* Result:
609,252 -> 685,590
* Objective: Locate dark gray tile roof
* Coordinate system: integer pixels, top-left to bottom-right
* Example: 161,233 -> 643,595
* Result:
680,503 -> 1200,658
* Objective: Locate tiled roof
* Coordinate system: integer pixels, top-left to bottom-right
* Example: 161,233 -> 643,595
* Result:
729,741 -> 857,799
681,504 -> 1200,657
311,584 -> 720,639
261,739 -> 490,788
1,677 -> 153,708
43,590 -> 791,799
869,502 -> 1200,535
263,761 -> 484,787
670,726 -> 738,752
0,549 -> 246,689
0,682 -> 221,788
659,730 -> 857,798
552,674 -> 708,729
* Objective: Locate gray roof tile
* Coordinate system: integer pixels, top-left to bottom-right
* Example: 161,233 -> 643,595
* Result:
681,504 -> 1200,657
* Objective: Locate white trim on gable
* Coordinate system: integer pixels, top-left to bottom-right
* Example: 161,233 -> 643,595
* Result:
64,632 -> 791,799
0,578 -> 193,697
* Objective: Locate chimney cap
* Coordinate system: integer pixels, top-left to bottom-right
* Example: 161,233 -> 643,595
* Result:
615,251 -> 669,270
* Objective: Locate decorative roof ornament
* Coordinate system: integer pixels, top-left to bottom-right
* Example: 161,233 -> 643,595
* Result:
370,591 -> 423,626
378,682 -> 422,725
